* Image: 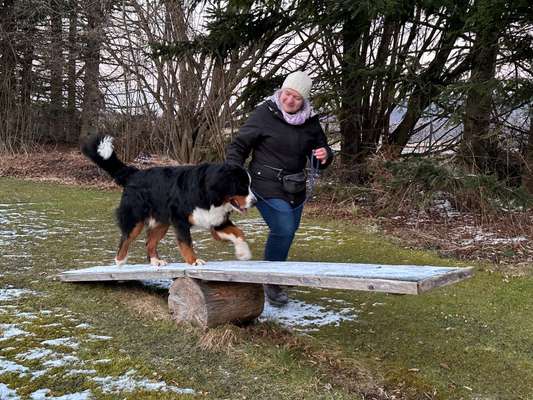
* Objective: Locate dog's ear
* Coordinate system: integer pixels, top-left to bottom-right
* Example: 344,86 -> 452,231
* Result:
205,164 -> 235,206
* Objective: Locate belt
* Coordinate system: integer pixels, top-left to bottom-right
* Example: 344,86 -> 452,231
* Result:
250,164 -> 305,181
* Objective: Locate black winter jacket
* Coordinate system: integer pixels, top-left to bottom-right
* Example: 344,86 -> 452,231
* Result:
225,100 -> 333,205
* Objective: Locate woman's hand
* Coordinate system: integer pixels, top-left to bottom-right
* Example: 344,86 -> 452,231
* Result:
312,147 -> 328,164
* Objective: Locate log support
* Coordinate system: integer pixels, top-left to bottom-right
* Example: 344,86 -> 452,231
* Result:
168,277 -> 264,328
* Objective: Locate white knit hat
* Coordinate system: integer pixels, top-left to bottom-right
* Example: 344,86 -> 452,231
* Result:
281,70 -> 312,99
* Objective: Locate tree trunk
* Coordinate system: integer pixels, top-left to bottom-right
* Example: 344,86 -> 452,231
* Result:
19,26 -> 35,108
339,13 -> 369,178
168,278 -> 264,329
66,0 -> 79,143
522,105 -> 533,195
0,0 -> 17,148
80,0 -> 104,141
459,1 -> 500,173
49,0 -> 65,141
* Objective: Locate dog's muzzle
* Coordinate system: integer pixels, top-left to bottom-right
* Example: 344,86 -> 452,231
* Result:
246,193 -> 257,208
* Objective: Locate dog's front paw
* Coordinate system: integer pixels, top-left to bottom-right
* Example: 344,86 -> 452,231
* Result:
115,257 -> 127,266
235,240 -> 252,261
193,258 -> 206,266
150,257 -> 167,267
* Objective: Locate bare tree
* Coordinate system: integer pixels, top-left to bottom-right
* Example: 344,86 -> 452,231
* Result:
49,0 -> 65,140
66,0 -> 79,142
80,0 -> 107,140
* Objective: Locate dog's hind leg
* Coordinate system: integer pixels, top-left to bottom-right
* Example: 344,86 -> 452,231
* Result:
115,222 -> 144,265
212,221 -> 252,261
146,224 -> 169,266
173,221 -> 205,265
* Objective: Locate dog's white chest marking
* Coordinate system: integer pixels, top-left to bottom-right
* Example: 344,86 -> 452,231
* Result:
191,204 -> 232,229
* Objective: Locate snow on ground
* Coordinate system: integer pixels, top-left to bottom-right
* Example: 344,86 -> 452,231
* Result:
0,357 -> 29,375
0,383 -> 20,400
0,323 -> 33,341
92,369 -> 196,395
16,348 -> 53,361
29,388 -> 93,400
0,286 -> 196,398
0,288 -> 37,301
41,337 -> 80,349
260,298 -> 357,331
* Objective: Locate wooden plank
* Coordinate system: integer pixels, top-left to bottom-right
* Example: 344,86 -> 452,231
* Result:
417,267 -> 473,293
59,261 -> 473,295
58,264 -> 187,282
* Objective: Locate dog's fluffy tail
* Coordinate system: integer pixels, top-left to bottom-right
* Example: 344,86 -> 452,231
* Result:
81,135 -> 138,186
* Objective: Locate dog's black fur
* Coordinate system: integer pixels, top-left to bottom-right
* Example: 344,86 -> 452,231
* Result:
82,134 -> 255,265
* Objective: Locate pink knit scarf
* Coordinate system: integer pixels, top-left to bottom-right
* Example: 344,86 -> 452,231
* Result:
270,90 -> 313,125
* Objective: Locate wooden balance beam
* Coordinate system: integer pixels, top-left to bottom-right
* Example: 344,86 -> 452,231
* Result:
59,261 -> 473,329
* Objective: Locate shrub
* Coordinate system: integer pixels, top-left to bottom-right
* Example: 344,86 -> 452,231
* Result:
367,156 -> 532,215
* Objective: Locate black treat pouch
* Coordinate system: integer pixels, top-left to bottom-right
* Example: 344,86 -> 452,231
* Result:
282,172 -> 307,194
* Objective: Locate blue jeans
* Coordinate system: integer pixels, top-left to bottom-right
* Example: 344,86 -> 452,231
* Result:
256,198 -> 303,261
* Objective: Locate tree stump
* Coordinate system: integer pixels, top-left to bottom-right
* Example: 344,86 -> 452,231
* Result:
168,277 -> 264,328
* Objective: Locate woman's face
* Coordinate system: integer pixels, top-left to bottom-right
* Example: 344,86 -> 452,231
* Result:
279,88 -> 304,114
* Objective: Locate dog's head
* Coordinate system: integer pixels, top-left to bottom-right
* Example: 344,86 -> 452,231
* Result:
206,164 -> 256,213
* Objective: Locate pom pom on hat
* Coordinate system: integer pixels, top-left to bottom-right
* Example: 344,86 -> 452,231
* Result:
281,70 -> 312,99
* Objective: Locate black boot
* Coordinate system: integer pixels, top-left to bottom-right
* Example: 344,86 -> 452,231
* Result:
264,284 -> 288,307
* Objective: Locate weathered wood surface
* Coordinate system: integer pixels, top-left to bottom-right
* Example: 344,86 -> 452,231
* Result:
168,278 -> 264,328
59,261 -> 473,295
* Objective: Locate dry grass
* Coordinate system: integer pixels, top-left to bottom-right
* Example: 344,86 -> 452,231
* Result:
239,322 -> 392,398
0,143 -> 181,190
197,325 -> 242,353
114,286 -> 172,322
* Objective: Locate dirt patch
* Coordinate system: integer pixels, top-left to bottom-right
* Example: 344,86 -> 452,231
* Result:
306,201 -> 533,273
0,144 -> 179,190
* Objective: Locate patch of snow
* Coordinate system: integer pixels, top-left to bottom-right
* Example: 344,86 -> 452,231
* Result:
29,388 -> 93,400
42,354 -> 80,368
0,288 -> 35,302
41,337 -> 79,349
16,348 -> 53,361
462,234 -> 528,246
31,369 -> 50,380
87,334 -> 112,341
0,383 -> 20,400
15,312 -> 37,319
319,297 -> 351,306
0,324 -> 32,341
260,299 -> 357,331
64,369 -> 97,377
92,369 -> 195,395
75,323 -> 91,329
0,357 -> 29,375
39,323 -> 63,328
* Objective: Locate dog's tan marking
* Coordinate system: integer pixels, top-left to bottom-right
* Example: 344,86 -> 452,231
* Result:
213,225 -> 245,240
212,225 -> 251,260
146,224 -> 169,266
177,241 -> 205,265
115,222 -> 144,265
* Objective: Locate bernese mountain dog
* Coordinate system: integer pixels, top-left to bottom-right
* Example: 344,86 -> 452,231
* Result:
82,135 -> 256,266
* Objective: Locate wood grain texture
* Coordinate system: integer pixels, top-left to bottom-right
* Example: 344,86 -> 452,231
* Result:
168,278 -> 264,328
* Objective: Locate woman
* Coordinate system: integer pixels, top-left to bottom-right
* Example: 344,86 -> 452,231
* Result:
226,70 -> 333,306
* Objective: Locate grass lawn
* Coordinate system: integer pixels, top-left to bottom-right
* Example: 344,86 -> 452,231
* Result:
1,177 -> 532,399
